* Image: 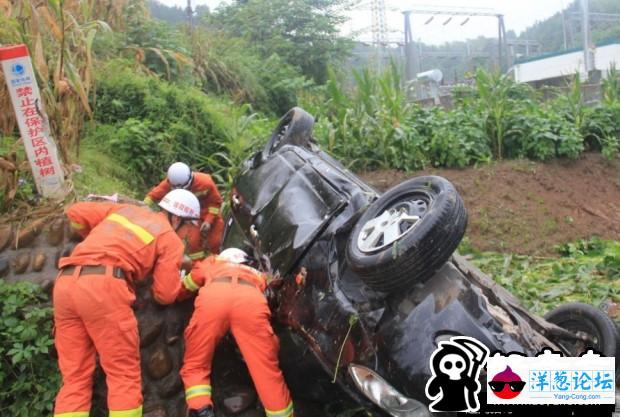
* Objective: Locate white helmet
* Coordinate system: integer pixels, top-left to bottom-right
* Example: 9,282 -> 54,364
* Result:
159,189 -> 200,219
167,162 -> 192,189
219,248 -> 250,264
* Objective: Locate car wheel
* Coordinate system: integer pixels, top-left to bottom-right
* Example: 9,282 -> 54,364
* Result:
544,302 -> 619,357
263,107 -> 315,157
346,175 -> 467,293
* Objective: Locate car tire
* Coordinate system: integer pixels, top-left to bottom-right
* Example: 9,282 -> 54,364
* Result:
346,176 -> 467,293
544,302 -> 619,357
263,107 -> 315,157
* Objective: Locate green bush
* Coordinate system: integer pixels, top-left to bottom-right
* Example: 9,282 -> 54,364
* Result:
0,280 -> 58,417
87,60 -> 275,190
505,104 -> 583,160
92,60 -> 271,190
416,107 -> 490,168
315,66 -> 619,171
582,102 -> 620,159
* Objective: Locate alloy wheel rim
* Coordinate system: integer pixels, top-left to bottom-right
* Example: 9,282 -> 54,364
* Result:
357,197 -> 429,253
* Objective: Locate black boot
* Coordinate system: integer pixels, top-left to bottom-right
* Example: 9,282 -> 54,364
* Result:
189,406 -> 215,417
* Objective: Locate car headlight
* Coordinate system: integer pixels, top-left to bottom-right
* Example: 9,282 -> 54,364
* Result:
348,364 -> 431,417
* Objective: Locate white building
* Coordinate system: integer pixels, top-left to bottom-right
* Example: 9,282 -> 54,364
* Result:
509,40 -> 620,85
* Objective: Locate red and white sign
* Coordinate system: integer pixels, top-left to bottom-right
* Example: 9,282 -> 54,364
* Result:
0,44 -> 66,199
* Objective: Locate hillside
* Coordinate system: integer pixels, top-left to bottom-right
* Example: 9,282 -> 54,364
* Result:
519,0 -> 620,53
359,153 -> 620,255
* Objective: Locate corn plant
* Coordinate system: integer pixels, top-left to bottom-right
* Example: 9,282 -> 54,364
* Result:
602,64 -> 620,105
473,69 -> 519,160
3,0 -> 115,155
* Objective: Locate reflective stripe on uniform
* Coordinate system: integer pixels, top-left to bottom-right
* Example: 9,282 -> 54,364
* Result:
70,221 -> 85,230
107,213 -> 155,244
54,412 -> 90,417
194,190 -> 209,197
185,384 -> 212,400
182,273 -> 200,292
109,405 -> 143,417
207,207 -> 220,215
265,402 -> 294,417
189,251 -> 206,260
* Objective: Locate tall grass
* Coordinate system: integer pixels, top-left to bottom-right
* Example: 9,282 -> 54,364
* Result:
89,60 -> 272,194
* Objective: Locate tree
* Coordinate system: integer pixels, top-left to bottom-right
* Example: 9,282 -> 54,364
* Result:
209,0 -> 353,84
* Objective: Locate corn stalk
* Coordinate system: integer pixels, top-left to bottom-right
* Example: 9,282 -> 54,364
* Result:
0,0 -> 120,209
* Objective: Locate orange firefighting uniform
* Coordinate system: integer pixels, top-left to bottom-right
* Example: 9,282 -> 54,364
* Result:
144,172 -> 223,259
53,202 -> 184,417
179,256 -> 294,417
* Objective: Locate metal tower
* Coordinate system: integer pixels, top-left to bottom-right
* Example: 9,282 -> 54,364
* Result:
371,0 -> 388,46
371,0 -> 388,70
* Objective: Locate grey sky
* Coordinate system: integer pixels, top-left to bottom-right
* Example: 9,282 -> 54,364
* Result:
156,0 -> 567,46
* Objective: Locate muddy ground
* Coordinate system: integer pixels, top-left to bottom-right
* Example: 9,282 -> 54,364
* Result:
358,152 -> 620,255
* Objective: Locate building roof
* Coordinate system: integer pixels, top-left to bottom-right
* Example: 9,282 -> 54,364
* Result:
514,38 -> 620,65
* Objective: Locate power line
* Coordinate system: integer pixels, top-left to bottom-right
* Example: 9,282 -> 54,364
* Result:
401,6 -> 507,81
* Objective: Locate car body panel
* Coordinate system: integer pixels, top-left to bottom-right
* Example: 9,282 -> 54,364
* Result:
224,142 -> 578,413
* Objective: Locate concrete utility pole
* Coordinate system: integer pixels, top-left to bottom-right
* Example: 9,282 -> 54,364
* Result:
187,0 -> 193,35
561,7 -> 568,50
403,11 -> 416,82
498,15 -> 505,72
581,0 -> 594,76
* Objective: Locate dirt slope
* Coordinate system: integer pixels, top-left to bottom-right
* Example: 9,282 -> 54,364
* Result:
358,153 -> 620,255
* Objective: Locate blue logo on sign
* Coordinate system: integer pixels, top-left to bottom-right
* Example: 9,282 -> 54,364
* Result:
11,63 -> 25,76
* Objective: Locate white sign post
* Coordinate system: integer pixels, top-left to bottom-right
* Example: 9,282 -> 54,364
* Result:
0,44 -> 66,200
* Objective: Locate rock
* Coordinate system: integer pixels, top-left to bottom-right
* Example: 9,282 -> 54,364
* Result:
0,225 -> 12,251
220,387 -> 257,415
166,321 -> 184,345
147,346 -> 173,380
140,315 -> 164,347
14,219 -> 45,249
157,373 -> 183,398
46,218 -> 65,246
0,257 -> 9,278
32,252 -> 47,271
143,405 -> 167,417
11,251 -> 31,274
607,302 -> 620,319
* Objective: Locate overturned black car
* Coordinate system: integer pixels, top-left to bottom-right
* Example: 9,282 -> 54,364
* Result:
222,107 -> 619,416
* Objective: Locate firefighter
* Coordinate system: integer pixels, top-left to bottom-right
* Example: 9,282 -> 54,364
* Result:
143,162 -> 223,260
179,248 -> 294,417
52,189 -> 201,417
